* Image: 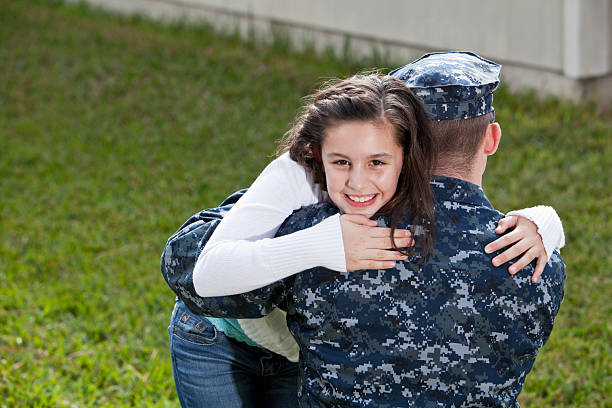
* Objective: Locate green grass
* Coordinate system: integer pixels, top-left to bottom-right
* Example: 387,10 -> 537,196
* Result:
1,1 -> 610,406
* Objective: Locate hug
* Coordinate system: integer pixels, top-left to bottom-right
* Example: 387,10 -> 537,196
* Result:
162,52 -> 566,407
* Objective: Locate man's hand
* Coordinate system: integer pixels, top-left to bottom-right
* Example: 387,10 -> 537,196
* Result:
485,215 -> 547,283
340,214 -> 413,271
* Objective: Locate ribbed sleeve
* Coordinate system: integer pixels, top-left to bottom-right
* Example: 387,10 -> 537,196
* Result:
507,206 -> 565,259
263,213 -> 345,280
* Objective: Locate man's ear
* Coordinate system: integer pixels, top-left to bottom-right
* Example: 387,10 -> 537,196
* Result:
483,123 -> 501,155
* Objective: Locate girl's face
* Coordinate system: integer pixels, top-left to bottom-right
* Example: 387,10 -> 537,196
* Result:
321,120 -> 403,218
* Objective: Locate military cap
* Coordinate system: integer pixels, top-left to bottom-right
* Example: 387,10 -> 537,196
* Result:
389,51 -> 502,121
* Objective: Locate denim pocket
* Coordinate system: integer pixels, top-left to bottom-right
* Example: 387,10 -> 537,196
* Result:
171,302 -> 218,346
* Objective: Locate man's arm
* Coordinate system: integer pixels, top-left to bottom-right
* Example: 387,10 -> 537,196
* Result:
530,250 -> 566,345
160,190 -> 280,317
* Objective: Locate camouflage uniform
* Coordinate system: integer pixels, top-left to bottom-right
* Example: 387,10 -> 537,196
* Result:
162,190 -> 246,317
162,177 -> 565,407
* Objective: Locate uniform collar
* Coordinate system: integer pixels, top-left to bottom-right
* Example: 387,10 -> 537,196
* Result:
431,175 -> 493,209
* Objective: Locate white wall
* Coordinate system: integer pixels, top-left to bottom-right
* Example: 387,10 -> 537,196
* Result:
563,0 -> 610,78
184,0 -> 565,72
71,0 -> 612,109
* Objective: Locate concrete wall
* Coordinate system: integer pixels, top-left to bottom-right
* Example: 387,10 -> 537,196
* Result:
176,0 -> 565,72
71,0 -> 612,110
563,0 -> 610,78
609,0 -> 612,69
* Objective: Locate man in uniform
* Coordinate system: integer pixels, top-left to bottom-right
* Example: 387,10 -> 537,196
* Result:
163,52 -> 566,407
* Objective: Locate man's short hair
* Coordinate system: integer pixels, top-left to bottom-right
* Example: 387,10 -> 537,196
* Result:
429,112 -> 493,174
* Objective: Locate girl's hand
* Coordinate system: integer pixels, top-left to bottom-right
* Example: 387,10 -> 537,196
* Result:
340,214 -> 414,271
484,215 -> 547,283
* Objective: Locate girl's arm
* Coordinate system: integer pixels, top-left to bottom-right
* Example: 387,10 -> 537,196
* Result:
193,153 -> 411,297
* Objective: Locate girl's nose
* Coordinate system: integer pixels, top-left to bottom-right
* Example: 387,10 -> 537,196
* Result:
347,167 -> 366,190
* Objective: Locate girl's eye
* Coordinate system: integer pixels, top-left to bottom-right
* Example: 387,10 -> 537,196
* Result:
371,160 -> 385,166
333,159 -> 350,166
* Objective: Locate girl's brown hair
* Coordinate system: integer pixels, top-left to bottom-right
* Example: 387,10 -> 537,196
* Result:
279,74 -> 437,262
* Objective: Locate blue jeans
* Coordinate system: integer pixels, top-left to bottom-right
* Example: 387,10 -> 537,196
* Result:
168,300 -> 299,408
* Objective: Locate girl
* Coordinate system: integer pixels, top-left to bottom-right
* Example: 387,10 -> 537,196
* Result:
164,74 -> 563,407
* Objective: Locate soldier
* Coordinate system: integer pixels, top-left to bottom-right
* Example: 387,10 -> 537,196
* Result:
163,54 -> 565,407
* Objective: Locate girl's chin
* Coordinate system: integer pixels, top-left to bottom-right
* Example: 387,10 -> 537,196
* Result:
340,206 -> 380,218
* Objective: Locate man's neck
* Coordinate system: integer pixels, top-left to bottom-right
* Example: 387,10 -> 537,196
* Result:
433,167 -> 482,187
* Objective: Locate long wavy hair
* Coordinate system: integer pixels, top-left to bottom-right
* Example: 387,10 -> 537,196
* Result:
278,74 -> 437,263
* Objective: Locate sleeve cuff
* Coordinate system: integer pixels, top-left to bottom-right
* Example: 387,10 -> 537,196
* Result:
507,206 -> 565,260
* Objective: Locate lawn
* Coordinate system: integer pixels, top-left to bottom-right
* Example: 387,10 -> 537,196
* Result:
0,1 -> 610,407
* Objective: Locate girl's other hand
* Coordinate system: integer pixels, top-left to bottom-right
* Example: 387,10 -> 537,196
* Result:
485,215 -> 547,283
340,214 -> 413,271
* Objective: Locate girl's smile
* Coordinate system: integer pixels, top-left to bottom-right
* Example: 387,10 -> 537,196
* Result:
344,194 -> 377,205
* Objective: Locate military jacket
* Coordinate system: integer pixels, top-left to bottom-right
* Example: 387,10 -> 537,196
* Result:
161,176 -> 565,407
161,189 -> 247,316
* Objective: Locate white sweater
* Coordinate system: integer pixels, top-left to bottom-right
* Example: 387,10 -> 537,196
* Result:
193,153 -> 565,361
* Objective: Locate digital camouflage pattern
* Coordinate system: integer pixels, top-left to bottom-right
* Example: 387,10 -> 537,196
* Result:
389,51 -> 501,121
162,189 -> 288,321
161,176 -> 565,407
161,189 -> 252,317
